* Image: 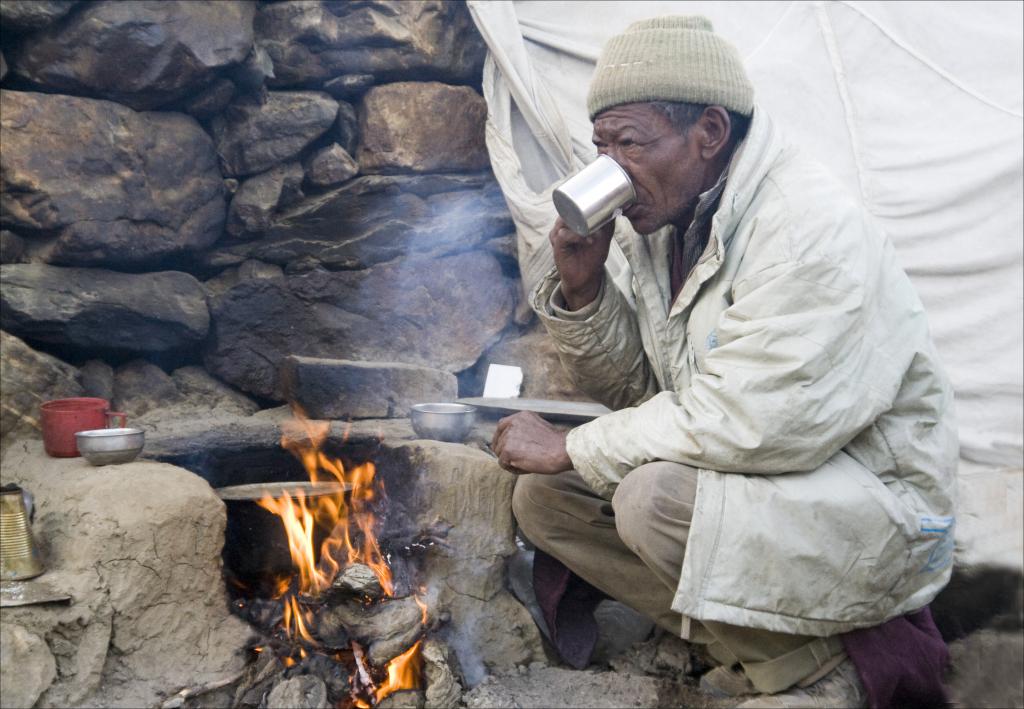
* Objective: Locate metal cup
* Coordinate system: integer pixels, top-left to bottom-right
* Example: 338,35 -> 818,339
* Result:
0,484 -> 45,581
552,155 -> 636,235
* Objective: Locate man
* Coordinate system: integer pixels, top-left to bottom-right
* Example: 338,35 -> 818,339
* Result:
491,15 -> 957,709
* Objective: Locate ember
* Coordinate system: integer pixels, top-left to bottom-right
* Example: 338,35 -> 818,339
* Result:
242,410 -> 428,706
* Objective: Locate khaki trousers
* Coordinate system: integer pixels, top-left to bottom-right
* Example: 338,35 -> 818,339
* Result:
512,463 -> 844,693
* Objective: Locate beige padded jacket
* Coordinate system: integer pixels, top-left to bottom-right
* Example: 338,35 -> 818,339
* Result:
531,108 -> 958,637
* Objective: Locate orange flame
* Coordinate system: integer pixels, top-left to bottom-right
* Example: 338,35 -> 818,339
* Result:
259,409 -> 427,706
258,414 -> 393,598
282,595 -> 315,645
374,640 -> 424,704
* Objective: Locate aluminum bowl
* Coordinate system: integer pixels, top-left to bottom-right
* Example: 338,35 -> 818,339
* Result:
410,403 -> 477,442
75,428 -> 145,466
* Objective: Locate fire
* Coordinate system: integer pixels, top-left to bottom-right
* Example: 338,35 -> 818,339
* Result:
259,415 -> 392,597
256,409 -> 426,706
282,595 -> 314,645
374,640 -> 423,703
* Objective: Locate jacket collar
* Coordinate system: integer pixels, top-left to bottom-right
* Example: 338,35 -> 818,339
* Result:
664,107 -> 784,318
713,106 -> 785,251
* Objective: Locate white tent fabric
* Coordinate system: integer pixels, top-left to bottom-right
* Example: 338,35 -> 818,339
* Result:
467,1 -> 1024,563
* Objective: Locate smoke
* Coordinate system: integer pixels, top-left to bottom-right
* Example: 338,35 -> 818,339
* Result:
440,599 -> 489,688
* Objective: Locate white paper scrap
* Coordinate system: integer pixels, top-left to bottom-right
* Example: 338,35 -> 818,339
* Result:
483,364 -> 523,398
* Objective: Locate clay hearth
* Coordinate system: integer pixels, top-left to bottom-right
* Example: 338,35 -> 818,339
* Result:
0,407 -> 543,707
169,412 -> 544,679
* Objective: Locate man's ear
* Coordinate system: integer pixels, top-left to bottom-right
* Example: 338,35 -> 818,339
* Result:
697,106 -> 731,160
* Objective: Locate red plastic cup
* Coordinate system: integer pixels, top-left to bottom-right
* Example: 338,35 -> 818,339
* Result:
39,398 -> 128,458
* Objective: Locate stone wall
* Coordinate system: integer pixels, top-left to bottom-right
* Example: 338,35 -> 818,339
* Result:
0,4 -> 561,705
0,0 -> 575,453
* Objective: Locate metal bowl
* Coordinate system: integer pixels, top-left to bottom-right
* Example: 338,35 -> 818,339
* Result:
410,403 -> 477,442
75,428 -> 145,466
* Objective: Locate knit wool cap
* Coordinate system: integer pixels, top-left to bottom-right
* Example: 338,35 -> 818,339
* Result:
587,15 -> 754,119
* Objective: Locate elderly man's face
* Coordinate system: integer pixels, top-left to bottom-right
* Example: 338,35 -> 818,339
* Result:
592,103 -> 710,236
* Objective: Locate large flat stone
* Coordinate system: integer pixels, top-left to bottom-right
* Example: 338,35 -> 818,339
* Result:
204,177 -> 512,272
208,173 -> 495,254
213,91 -> 338,177
0,331 -> 83,452
280,356 -> 457,419
0,264 -> 209,353
10,0 -> 254,110
0,90 -> 226,267
255,1 -> 485,87
204,251 -> 515,400
139,408 -> 414,488
358,82 -> 489,174
0,443 -> 250,708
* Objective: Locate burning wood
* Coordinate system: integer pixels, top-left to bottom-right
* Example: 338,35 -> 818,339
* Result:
332,562 -> 384,599
231,409 -> 431,707
319,595 -> 428,664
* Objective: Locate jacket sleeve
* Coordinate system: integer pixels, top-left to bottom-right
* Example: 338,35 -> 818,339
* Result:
565,255 -> 908,496
530,265 -> 660,412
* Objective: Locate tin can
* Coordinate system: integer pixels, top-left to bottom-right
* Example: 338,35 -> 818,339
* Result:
0,484 -> 44,581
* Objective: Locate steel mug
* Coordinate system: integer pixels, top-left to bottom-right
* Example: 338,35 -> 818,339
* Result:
552,155 -> 636,235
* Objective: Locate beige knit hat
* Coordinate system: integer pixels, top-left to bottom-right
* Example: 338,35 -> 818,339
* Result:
586,16 -> 754,119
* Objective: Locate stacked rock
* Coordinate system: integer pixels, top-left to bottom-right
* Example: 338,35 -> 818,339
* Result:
0,0 -> 545,452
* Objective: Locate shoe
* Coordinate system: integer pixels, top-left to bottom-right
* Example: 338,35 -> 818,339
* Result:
699,664 -> 757,698
735,659 -> 867,708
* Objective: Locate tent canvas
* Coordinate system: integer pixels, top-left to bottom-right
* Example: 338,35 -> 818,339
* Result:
467,0 -> 1024,567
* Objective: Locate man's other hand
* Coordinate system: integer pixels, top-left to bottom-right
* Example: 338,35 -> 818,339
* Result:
491,411 -> 573,475
550,216 -> 614,311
